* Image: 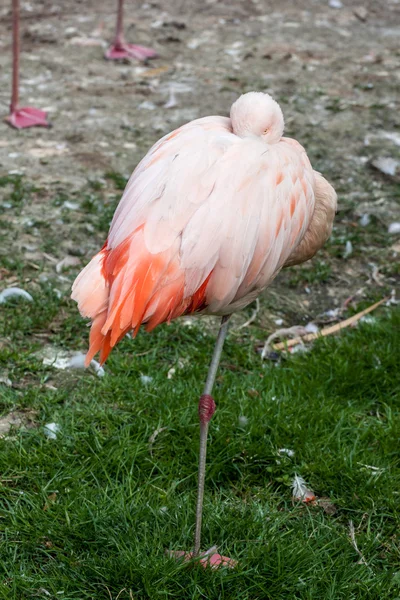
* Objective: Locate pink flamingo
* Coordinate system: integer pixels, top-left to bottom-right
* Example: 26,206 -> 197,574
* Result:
72,92 -> 337,567
105,0 -> 157,61
5,0 -> 49,129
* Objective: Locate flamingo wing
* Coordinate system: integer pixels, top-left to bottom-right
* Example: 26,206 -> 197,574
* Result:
72,119 -> 315,364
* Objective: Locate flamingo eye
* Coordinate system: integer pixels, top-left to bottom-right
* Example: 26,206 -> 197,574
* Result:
263,128 -> 269,134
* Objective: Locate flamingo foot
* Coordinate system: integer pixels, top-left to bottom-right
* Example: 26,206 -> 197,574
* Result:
167,546 -> 237,569
105,42 -> 157,61
5,106 -> 49,130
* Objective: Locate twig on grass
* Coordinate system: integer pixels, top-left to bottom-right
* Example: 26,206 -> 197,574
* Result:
262,326 -> 307,358
349,520 -> 368,567
148,427 -> 168,456
235,298 -> 260,331
273,297 -> 388,351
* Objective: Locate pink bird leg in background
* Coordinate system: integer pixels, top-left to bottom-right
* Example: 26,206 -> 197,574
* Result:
5,0 -> 49,129
72,92 -> 337,567
105,0 -> 157,61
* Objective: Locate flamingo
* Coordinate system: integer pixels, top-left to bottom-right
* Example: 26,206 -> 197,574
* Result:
105,0 -> 157,61
5,0 -> 49,129
72,92 -> 337,567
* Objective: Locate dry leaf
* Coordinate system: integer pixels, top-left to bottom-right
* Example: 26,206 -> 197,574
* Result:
44,492 -> 57,511
69,36 -> 105,47
55,255 -> 80,273
318,497 -> 337,515
0,410 -> 38,438
141,66 -> 170,77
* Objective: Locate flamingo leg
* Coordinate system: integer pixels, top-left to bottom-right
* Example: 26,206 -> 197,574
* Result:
5,0 -> 49,129
105,0 -> 157,61
10,0 -> 19,115
194,314 -> 231,555
168,315 -> 237,569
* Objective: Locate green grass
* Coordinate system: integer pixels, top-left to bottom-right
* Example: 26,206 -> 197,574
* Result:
1,283 -> 399,599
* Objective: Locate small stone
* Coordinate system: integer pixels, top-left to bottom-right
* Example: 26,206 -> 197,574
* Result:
0,376 -> 12,387
138,101 -> 156,111
388,222 -> 400,235
359,214 -> 371,227
372,157 -> 399,177
278,448 -> 294,457
44,423 -> 60,440
305,322 -> 319,334
391,242 -> 400,253
238,415 -> 248,428
324,308 -> 340,319
344,240 -> 353,258
353,6 -> 368,21
329,0 -> 343,8
290,344 -> 310,354
64,26 -> 78,38
360,315 -> 376,325
167,367 -> 176,379
63,201 -> 80,210
164,90 -> 178,109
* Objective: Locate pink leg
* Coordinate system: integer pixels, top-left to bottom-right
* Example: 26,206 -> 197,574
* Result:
105,0 -> 157,61
168,316 -> 237,569
5,0 -> 49,129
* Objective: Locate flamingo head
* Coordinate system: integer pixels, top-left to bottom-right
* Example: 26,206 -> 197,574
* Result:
230,92 -> 284,144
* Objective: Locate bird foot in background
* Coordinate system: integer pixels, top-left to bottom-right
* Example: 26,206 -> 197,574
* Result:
5,106 -> 49,129
104,42 -> 157,61
167,546 -> 237,569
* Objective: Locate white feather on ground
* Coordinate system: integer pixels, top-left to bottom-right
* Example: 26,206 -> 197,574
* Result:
291,474 -> 316,503
0,287 -> 33,304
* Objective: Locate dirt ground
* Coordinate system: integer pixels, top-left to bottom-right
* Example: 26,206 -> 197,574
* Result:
0,0 -> 399,327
